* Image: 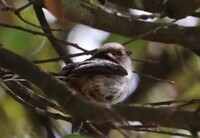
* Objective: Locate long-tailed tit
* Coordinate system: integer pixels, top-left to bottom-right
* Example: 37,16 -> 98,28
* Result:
58,42 -> 135,104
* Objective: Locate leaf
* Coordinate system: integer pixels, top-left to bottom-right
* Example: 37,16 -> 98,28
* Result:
43,0 -> 65,24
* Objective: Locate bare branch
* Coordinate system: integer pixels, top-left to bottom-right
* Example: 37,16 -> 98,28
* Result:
32,4 -> 71,64
107,0 -> 200,19
0,44 -> 200,131
120,125 -> 192,138
0,81 -> 71,122
63,0 -> 200,55
83,0 -> 158,20
131,58 -> 159,64
0,22 -> 87,56
132,71 -> 175,84
122,19 -> 178,46
33,50 -> 96,64
86,121 -> 108,138
0,1 -> 64,31
13,80 -> 63,112
0,22 -> 51,36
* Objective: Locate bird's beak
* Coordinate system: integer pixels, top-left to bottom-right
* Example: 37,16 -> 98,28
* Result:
106,52 -> 118,63
126,51 -> 132,56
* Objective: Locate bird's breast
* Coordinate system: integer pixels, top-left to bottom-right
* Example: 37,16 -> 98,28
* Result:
69,74 -> 132,104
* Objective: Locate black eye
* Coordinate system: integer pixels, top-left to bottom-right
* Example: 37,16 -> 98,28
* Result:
112,50 -> 122,56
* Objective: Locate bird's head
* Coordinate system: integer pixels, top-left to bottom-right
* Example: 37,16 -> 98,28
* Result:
92,42 -> 133,72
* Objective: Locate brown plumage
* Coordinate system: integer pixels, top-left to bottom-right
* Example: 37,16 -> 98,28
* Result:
58,42 -> 133,104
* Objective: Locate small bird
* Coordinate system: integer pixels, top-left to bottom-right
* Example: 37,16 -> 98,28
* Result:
58,42 -> 134,104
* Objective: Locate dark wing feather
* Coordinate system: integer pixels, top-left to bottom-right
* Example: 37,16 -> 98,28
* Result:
58,59 -> 127,77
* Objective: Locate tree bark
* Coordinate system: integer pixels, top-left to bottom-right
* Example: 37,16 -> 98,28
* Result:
0,44 -> 200,131
63,0 -> 200,55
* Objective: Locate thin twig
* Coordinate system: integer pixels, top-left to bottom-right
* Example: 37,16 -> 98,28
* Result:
0,70 -> 63,112
119,126 -> 192,138
145,99 -> 200,109
0,22 -> 52,36
0,81 -> 71,122
14,2 -> 31,13
33,50 -> 97,64
14,80 -> 63,112
132,71 -> 174,84
16,13 -> 64,31
119,124 -> 157,129
0,22 -> 87,53
122,19 -> 178,46
0,0 -> 64,31
56,38 -> 89,52
177,99 -> 200,110
131,58 -> 160,64
81,0 -> 170,47
0,0 -> 14,11
1,1 -> 73,63
145,100 -> 185,106
83,0 -> 157,20
86,121 -> 108,138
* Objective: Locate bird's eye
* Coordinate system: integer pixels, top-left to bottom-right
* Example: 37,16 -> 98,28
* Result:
112,50 -> 122,56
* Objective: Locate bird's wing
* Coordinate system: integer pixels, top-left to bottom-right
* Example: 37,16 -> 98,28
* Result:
58,59 -> 128,77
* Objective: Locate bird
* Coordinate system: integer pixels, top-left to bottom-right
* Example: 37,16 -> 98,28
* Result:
58,42 -> 135,104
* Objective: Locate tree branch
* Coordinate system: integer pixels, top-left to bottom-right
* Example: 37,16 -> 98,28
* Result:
106,0 -> 200,19
0,44 -> 114,121
0,44 -> 200,131
32,3 -> 71,64
0,81 -> 70,122
63,0 -> 200,55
